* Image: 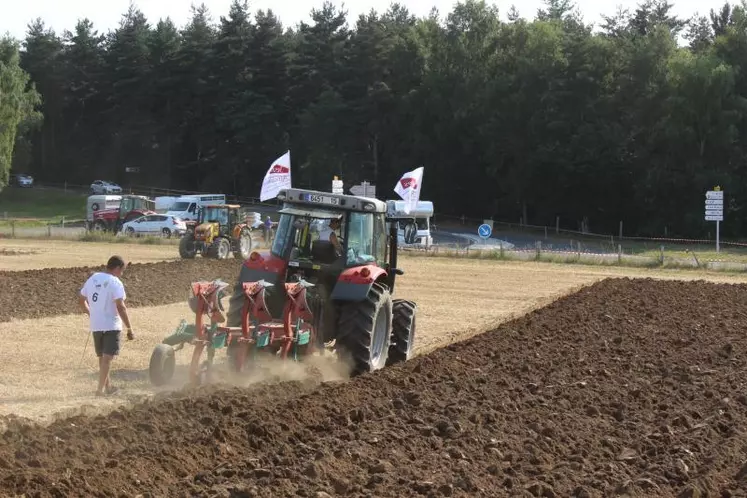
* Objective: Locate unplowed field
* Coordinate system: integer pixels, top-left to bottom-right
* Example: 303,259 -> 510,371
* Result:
0,259 -> 241,322
2,278 -> 747,497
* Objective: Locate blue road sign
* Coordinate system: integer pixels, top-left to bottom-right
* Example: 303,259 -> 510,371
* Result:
478,223 -> 492,239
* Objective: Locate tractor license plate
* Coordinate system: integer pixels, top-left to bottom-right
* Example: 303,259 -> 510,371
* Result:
301,193 -> 339,205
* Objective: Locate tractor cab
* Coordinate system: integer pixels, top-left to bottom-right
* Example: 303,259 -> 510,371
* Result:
119,195 -> 155,220
265,189 -> 418,292
197,204 -> 237,236
180,204 -> 254,261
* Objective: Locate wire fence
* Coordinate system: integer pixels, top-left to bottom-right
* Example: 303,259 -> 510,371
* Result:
4,182 -> 747,271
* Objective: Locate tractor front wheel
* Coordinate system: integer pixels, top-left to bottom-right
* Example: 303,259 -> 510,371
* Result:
233,229 -> 253,260
149,344 -> 176,386
208,237 -> 230,260
387,299 -> 417,365
336,282 -> 392,376
179,233 -> 197,259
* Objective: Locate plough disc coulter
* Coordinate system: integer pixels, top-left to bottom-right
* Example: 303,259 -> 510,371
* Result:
148,278 -> 318,387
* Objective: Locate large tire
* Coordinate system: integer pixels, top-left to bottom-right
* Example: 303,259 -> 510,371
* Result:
233,229 -> 253,260
335,282 -> 393,376
179,233 -> 197,259
93,220 -> 108,232
149,344 -> 176,386
387,299 -> 417,365
208,237 -> 230,260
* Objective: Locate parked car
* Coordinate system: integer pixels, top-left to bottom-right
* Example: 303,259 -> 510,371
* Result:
90,180 -> 122,194
120,214 -> 186,238
10,174 -> 33,187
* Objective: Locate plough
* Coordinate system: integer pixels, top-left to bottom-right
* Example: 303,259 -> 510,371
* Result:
148,277 -> 318,386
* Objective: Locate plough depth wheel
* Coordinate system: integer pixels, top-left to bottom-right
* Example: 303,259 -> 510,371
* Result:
149,344 -> 176,386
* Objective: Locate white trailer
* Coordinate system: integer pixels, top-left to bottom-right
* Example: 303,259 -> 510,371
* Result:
386,200 -> 434,248
154,196 -> 179,213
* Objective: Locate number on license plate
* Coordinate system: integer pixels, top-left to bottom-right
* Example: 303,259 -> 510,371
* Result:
306,194 -> 339,205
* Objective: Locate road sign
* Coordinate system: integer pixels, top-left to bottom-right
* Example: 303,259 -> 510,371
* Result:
332,176 -> 343,195
478,223 -> 492,239
350,181 -> 376,198
705,187 -> 724,252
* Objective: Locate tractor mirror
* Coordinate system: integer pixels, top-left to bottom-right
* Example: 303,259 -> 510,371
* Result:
403,221 -> 418,244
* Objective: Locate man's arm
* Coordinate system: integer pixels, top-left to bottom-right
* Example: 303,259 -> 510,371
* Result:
113,280 -> 133,339
79,281 -> 90,316
330,233 -> 343,254
79,295 -> 90,316
115,298 -> 133,339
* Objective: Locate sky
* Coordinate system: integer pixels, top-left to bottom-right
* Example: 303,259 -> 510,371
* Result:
0,0 -> 718,40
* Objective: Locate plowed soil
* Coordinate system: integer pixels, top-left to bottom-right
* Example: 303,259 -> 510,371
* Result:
2,278 -> 747,497
0,259 -> 241,322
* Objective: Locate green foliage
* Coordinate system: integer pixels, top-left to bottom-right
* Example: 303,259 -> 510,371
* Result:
0,36 -> 41,188
10,0 -> 747,238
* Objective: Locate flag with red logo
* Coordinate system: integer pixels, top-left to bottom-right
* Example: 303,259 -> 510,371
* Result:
393,166 -> 424,214
260,150 -> 292,201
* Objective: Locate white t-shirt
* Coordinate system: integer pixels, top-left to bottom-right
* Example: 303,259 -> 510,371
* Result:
80,272 -> 126,332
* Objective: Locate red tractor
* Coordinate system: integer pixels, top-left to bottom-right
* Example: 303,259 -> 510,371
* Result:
148,187 -> 421,385
91,195 -> 156,233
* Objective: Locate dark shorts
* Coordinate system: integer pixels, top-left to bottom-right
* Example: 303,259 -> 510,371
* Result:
93,330 -> 121,357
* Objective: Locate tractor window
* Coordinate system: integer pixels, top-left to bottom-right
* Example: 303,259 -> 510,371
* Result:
202,206 -> 226,224
373,213 -> 387,266
271,214 -> 294,258
346,212 -> 377,266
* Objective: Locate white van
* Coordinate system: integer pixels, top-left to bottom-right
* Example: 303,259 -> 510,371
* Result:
165,194 -> 226,222
387,200 -> 434,248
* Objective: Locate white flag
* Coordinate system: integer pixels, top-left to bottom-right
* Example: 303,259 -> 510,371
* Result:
260,150 -> 292,202
393,166 -> 424,214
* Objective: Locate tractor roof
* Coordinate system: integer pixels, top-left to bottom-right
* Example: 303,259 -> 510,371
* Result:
277,188 -> 387,214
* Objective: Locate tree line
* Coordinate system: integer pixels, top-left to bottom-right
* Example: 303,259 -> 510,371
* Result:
2,0 -> 747,237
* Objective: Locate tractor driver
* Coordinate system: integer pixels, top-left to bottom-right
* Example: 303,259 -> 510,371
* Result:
318,216 -> 343,256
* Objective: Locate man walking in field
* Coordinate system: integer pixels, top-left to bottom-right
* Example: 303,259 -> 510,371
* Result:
79,255 -> 134,396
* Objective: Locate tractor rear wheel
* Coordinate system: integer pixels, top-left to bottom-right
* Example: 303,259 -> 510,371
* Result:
336,282 -> 392,376
233,229 -> 252,260
149,344 -> 176,386
179,233 -> 197,259
208,237 -> 230,259
387,299 -> 417,365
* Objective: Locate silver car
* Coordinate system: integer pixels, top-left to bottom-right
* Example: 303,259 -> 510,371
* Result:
90,180 -> 122,194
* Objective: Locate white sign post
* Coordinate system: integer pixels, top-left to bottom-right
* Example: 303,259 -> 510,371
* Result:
705,187 -> 724,253
350,181 -> 376,198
